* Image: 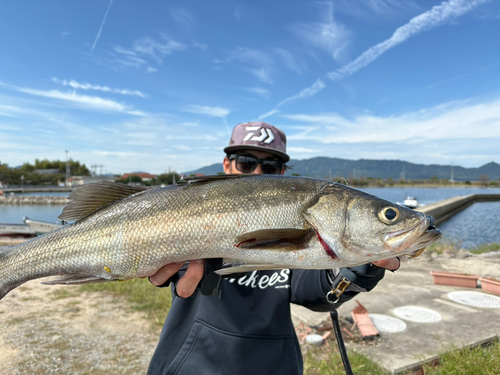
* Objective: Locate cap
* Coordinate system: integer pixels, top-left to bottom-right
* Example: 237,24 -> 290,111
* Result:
224,121 -> 290,162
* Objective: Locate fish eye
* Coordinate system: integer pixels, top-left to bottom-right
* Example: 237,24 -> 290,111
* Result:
379,207 -> 399,224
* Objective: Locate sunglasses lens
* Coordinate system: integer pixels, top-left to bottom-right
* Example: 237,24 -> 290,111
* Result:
262,160 -> 282,175
236,156 -> 258,173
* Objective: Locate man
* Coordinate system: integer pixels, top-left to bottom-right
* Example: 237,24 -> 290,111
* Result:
147,121 -> 399,375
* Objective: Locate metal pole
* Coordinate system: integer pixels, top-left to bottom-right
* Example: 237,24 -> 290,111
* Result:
65,150 -> 69,185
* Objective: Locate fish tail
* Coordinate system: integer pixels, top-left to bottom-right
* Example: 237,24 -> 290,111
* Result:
0,244 -> 25,301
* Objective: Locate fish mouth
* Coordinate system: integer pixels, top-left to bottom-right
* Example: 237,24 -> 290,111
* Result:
383,215 -> 442,254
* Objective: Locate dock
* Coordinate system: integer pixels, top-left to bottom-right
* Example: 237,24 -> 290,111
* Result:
416,193 -> 500,224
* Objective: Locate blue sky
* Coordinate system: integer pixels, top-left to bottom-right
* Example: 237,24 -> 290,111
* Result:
1,0 -> 499,174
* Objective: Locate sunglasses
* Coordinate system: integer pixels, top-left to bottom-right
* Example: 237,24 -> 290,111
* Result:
229,154 -> 284,175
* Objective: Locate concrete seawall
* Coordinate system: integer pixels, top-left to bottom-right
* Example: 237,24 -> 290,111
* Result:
0,196 -> 67,205
417,194 -> 500,224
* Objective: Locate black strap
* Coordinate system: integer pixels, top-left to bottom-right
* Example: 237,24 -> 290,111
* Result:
329,304 -> 354,375
326,277 -> 354,375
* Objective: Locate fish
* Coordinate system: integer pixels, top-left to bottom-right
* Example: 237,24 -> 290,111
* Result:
0,175 -> 442,300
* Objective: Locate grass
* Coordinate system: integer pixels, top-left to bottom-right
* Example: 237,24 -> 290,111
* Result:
302,340 -> 500,375
425,235 -> 463,254
426,236 -> 500,255
78,278 -> 172,328
304,348 -> 388,375
415,339 -> 500,375
469,242 -> 500,254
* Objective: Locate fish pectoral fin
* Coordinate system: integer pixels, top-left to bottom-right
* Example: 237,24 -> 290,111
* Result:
215,264 -> 284,276
234,228 -> 315,251
41,275 -> 114,285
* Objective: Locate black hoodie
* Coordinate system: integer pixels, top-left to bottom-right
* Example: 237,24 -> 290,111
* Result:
147,265 -> 386,375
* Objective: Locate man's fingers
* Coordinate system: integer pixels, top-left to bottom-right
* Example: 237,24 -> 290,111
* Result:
176,259 -> 205,298
149,262 -> 184,286
372,257 -> 400,271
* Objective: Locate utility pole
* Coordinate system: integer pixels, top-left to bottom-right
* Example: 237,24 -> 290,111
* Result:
65,150 -> 69,184
98,165 -> 104,176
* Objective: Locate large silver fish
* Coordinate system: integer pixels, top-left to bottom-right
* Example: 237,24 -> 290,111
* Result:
0,175 -> 442,300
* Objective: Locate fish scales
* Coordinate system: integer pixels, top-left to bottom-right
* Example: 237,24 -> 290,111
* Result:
0,175 -> 442,300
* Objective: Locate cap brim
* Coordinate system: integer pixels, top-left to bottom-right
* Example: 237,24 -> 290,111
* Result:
223,145 -> 290,163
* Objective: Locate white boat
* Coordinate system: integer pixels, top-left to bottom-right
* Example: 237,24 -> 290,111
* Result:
0,223 -> 36,238
403,196 -> 419,209
23,217 -> 63,235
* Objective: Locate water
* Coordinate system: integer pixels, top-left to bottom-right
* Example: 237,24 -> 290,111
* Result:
1,188 -> 500,248
0,192 -> 68,224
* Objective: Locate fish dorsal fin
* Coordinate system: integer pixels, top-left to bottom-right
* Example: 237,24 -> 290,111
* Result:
59,182 -> 148,222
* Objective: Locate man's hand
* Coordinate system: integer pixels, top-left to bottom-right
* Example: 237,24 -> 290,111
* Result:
371,257 -> 400,271
149,259 -> 206,298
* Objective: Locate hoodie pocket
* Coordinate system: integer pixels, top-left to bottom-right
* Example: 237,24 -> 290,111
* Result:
167,320 -> 301,375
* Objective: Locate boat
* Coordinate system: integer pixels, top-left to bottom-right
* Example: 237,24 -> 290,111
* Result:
0,223 -> 36,238
402,196 -> 419,209
23,217 -> 63,235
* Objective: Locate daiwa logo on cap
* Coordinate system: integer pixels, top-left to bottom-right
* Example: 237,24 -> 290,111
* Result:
243,126 -> 275,144
223,121 -> 290,162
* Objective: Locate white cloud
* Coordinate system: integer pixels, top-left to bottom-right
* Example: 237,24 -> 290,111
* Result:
192,40 -> 208,51
258,109 -> 279,120
328,0 -> 489,81
278,79 -> 326,107
244,87 -> 271,99
272,0 -> 489,110
291,2 -> 352,61
170,7 -> 194,31
273,48 -> 302,75
215,47 -> 274,84
283,97 -> 500,145
288,147 -> 320,153
173,145 -> 191,151
335,0 -> 421,19
2,83 -> 144,115
112,35 -> 186,72
185,105 -> 230,118
52,78 -> 147,98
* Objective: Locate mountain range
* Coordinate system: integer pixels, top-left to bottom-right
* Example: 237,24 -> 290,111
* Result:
184,158 -> 500,182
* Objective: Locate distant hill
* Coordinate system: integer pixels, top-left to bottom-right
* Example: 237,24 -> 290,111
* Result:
184,158 -> 500,181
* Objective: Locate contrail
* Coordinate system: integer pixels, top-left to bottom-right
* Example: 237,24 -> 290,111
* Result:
327,0 -> 490,82
262,0 -> 489,117
92,0 -> 114,52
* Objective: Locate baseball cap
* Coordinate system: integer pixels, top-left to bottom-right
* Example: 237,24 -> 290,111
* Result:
224,121 -> 290,162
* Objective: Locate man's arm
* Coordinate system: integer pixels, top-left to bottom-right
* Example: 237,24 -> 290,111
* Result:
150,258 -> 400,299
290,258 -> 400,312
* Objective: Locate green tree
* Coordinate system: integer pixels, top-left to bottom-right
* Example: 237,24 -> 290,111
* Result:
156,173 -> 180,185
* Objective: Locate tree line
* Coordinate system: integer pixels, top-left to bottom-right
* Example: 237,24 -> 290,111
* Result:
0,159 -> 90,186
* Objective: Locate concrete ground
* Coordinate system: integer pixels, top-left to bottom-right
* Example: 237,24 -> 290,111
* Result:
291,251 -> 500,374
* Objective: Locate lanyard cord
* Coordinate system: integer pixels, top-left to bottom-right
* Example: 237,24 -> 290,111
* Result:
326,277 -> 354,375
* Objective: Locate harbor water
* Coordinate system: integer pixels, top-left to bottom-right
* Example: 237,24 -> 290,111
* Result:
1,188 -> 500,249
